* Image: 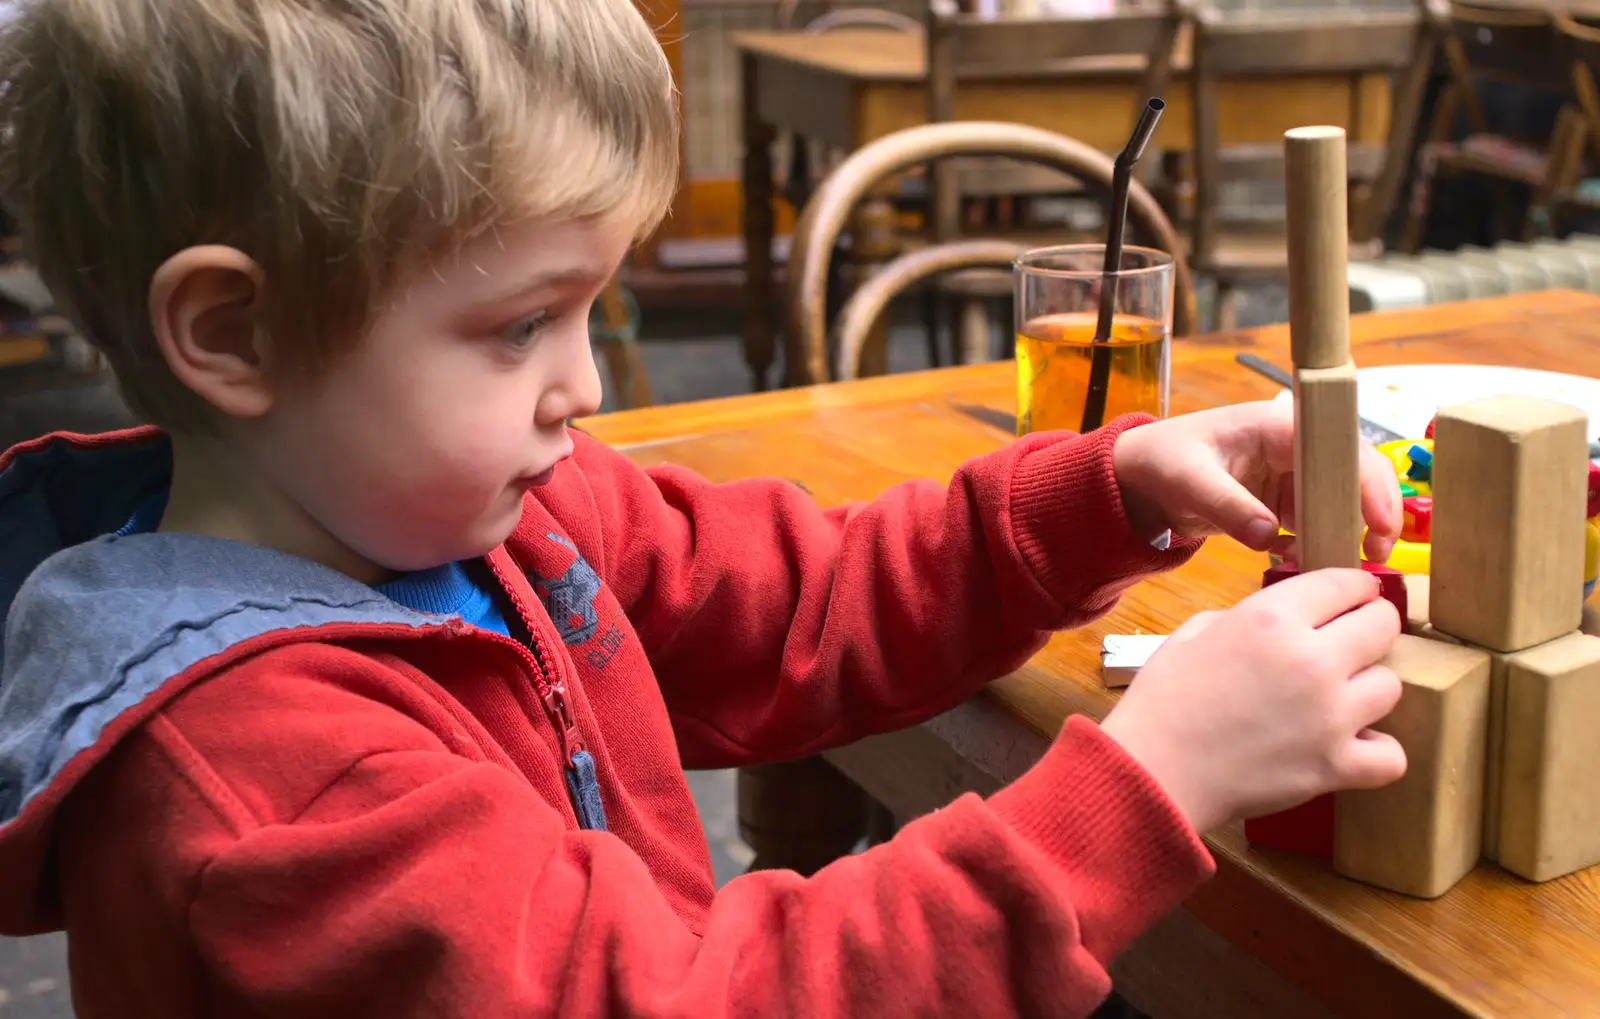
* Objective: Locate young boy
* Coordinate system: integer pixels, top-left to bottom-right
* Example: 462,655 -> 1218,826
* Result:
0,0 -> 1407,1015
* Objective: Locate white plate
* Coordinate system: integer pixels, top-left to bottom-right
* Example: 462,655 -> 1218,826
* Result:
1270,364 -> 1600,445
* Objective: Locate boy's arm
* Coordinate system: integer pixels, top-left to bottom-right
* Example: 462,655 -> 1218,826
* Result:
566,417 -> 1201,766
57,656 -> 1215,1019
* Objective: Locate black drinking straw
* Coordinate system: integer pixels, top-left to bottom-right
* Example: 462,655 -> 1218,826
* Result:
1079,97 -> 1165,434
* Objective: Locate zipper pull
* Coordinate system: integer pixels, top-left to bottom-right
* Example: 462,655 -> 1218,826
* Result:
539,680 -> 585,764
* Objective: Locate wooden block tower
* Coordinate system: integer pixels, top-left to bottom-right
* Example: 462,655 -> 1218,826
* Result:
1426,396 -> 1599,884
1244,125 -> 1417,865
1242,125 -> 1600,898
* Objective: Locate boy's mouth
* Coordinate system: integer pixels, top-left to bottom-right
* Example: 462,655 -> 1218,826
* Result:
516,451 -> 571,489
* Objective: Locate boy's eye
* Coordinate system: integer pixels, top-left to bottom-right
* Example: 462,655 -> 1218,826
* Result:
501,310 -> 550,349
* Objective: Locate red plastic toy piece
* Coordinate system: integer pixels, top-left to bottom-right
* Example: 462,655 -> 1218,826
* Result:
1401,495 -> 1432,543
1588,461 -> 1600,520
1248,558 -> 1408,858
1424,415 -> 1436,440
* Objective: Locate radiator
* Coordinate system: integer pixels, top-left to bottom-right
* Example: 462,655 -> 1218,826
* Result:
1347,235 -> 1600,313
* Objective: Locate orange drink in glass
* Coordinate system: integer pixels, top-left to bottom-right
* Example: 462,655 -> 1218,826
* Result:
1014,244 -> 1173,435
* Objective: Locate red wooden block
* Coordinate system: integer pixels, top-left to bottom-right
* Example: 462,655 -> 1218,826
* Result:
1244,794 -> 1334,858
1401,496 -> 1432,543
1249,558 -> 1408,857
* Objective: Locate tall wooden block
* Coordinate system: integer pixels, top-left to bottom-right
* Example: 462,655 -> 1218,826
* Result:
1431,396 -> 1588,653
1497,632 -> 1600,882
1292,361 -> 1361,571
1333,635 -> 1491,898
1284,125 -> 1351,370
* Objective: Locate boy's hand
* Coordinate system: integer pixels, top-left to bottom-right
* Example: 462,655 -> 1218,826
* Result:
1111,400 -> 1403,564
1100,567 -> 1405,834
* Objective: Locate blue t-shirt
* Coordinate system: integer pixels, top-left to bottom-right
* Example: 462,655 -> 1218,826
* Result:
114,491 -> 512,636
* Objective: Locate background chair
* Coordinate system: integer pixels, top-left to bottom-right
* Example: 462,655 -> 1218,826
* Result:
1549,12 -> 1600,236
788,120 -> 1196,385
1399,0 -> 1576,251
922,0 -> 1191,361
1186,5 -> 1436,330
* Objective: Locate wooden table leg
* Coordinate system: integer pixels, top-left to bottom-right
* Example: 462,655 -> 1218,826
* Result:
740,50 -> 776,393
737,758 -> 872,876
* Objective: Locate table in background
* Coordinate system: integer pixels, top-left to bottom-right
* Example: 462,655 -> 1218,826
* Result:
734,27 -> 1396,392
585,289 -> 1600,1019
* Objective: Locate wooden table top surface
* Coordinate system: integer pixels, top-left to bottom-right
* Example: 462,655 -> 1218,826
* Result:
731,28 -> 1175,81
583,288 -> 1600,1018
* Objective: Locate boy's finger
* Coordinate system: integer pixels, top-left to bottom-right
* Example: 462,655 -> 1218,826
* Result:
1363,527 -> 1396,566
1336,661 -> 1404,731
1247,566 -> 1382,628
1329,728 -> 1407,789
1185,464 -> 1280,550
1317,597 -> 1402,672
1358,443 -> 1403,540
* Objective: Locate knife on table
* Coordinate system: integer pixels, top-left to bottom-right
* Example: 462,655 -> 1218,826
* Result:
1235,352 -> 1404,446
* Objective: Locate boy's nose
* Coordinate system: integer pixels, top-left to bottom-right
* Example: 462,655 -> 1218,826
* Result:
542,339 -> 604,424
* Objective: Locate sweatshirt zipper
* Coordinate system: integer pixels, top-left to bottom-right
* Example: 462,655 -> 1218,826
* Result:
473,550 -> 606,832
479,555 -> 585,769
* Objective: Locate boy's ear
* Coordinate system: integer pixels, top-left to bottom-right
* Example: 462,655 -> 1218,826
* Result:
149,246 -> 275,419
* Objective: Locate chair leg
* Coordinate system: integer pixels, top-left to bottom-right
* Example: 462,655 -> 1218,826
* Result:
922,287 -> 942,369
957,297 -> 990,364
596,280 -> 653,410
737,758 -> 870,876
1213,279 -> 1239,333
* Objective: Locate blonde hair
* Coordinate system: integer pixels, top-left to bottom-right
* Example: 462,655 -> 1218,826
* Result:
0,0 -> 679,429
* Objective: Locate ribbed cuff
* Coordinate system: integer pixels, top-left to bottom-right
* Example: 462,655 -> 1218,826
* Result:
989,715 -> 1216,961
1007,415 -> 1203,612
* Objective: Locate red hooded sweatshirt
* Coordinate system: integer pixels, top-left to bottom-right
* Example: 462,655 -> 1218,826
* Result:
0,414 -> 1214,1018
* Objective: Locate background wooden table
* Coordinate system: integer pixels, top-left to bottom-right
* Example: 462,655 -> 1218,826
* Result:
735,27 -> 1396,390
585,289 -> 1600,1019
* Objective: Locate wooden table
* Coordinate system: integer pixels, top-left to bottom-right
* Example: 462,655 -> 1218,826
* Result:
734,28 -> 1395,392
585,289 -> 1600,1019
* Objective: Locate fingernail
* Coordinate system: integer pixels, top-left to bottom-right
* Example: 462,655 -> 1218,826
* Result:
1243,517 -> 1279,549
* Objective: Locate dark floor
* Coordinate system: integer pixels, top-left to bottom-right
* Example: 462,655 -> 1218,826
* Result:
0,282 -> 1287,1015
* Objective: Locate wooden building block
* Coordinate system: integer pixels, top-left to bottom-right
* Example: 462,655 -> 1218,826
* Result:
1333,635 -> 1491,898
1430,396 -> 1589,653
1402,573 -> 1430,634
1291,361 -> 1362,572
1284,126 -> 1351,370
1496,632 -> 1600,882
1245,795 -> 1334,859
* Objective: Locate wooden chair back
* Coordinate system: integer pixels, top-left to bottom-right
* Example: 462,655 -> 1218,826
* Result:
1188,6 -> 1435,264
924,0 -> 1190,237
1555,12 -> 1600,143
806,6 -> 924,32
788,121 -> 1195,385
1438,0 -> 1565,118
775,0 -> 925,32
